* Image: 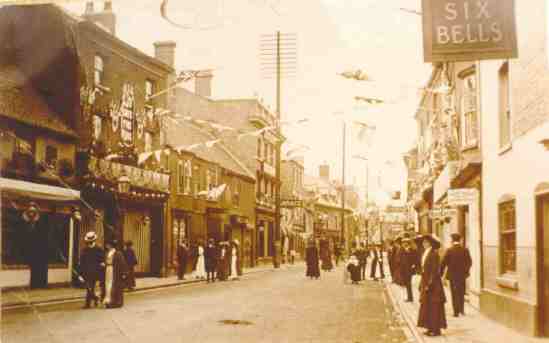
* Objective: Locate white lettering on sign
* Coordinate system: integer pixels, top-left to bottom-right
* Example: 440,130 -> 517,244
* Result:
436,1 -> 503,45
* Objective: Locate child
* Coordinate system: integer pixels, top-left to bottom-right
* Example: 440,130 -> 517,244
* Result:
347,255 -> 361,285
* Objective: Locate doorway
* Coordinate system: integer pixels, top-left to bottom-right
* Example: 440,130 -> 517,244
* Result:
536,194 -> 549,336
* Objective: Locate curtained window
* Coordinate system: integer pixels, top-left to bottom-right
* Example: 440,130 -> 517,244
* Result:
499,200 -> 516,274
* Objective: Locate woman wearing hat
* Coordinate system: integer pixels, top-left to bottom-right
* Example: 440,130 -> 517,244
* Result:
79,231 -> 105,308
417,234 -> 447,337
229,239 -> 242,280
123,241 -> 138,290
194,240 -> 206,280
103,240 -> 129,309
21,202 -> 49,289
305,239 -> 320,279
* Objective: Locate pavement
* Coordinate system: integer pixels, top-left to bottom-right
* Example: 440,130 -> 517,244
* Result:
1,264 -> 277,310
385,274 -> 549,343
1,263 -> 412,343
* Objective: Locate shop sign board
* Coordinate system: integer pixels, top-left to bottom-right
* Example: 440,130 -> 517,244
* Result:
422,0 -> 518,62
448,188 -> 478,206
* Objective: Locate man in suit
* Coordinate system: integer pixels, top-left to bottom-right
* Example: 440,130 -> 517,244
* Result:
358,243 -> 368,281
176,239 -> 189,280
400,238 -> 419,302
440,233 -> 473,317
204,239 -> 218,283
79,231 -> 105,308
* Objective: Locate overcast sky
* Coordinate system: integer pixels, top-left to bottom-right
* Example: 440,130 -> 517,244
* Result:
64,0 -> 431,206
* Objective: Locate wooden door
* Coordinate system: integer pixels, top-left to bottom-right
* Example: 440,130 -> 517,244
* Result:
539,197 -> 549,336
123,210 -> 151,274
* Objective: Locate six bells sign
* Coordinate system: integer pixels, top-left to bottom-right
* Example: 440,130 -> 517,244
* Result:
422,0 -> 518,62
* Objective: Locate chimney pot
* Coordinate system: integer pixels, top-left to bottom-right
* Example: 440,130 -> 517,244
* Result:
195,70 -> 213,98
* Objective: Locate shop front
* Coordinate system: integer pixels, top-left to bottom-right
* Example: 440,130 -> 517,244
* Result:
79,156 -> 170,277
0,178 -> 81,289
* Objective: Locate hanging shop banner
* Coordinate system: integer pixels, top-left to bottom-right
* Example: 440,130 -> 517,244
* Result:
422,0 -> 518,62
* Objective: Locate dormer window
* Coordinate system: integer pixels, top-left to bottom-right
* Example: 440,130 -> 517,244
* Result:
94,55 -> 104,86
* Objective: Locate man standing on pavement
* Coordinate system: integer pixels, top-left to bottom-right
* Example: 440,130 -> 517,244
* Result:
79,231 -> 105,308
400,238 -> 419,302
177,239 -> 189,280
440,233 -> 472,317
205,239 -> 218,283
358,243 -> 368,281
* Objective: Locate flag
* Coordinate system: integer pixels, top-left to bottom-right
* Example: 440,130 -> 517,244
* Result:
354,96 -> 384,105
352,121 -> 376,147
340,69 -> 372,81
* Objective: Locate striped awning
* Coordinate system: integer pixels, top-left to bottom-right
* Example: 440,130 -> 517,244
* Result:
0,177 -> 80,201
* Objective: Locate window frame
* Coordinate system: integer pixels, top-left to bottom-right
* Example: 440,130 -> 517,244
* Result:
145,79 -> 155,101
498,61 -> 512,151
460,70 -> 479,149
94,54 -> 104,86
499,199 -> 517,275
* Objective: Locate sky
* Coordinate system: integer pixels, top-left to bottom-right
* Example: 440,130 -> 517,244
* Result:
63,0 -> 432,206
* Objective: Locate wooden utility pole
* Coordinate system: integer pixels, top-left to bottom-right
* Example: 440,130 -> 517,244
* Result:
341,122 -> 346,249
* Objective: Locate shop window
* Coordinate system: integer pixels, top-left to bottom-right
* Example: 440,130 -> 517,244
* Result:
94,55 -> 104,86
499,199 -> 516,274
499,62 -> 511,149
172,216 -> 189,263
45,145 -> 58,168
177,161 -> 185,194
2,208 -> 69,268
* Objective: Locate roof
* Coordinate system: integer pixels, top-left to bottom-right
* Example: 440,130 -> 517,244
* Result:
0,67 -> 77,138
165,119 -> 254,180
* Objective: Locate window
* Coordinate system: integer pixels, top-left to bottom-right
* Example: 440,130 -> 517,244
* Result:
172,216 -> 189,264
499,62 -> 511,149
461,73 -> 478,147
94,55 -> 104,86
184,161 -> 192,194
144,132 -> 152,152
206,169 -> 213,191
258,137 -> 263,159
145,80 -> 154,101
45,145 -> 58,168
499,200 -> 516,274
177,162 -> 185,194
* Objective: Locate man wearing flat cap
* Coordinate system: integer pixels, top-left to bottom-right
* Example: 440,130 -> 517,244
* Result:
440,232 -> 472,317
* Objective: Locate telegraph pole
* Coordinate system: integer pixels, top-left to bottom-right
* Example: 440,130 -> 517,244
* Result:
341,122 -> 346,251
260,32 -> 297,268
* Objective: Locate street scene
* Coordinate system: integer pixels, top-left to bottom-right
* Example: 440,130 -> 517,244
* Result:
1,0 -> 549,342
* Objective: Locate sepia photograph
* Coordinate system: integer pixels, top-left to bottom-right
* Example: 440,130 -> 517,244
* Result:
0,0 -> 546,342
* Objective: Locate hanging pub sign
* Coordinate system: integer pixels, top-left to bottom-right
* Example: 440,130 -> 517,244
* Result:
422,0 -> 518,62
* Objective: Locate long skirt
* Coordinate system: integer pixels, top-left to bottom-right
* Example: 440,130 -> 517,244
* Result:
195,256 -> 206,278
306,261 -> 320,278
104,266 -> 124,308
418,298 -> 447,332
126,267 -> 136,289
230,257 -> 238,279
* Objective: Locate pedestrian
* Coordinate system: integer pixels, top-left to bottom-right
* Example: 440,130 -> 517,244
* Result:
417,234 -> 447,337
305,240 -> 320,279
176,239 -> 189,280
123,241 -> 137,290
390,237 -> 403,285
334,243 -> 342,266
194,240 -> 206,279
103,240 -> 129,309
205,238 -> 218,283
440,233 -> 472,317
414,235 -> 425,275
347,255 -> 361,284
21,202 -> 49,289
370,243 -> 385,280
358,243 -> 368,281
78,231 -> 105,309
400,238 -> 419,302
229,239 -> 242,280
217,242 -> 230,281
289,248 -> 296,265
319,237 -> 333,271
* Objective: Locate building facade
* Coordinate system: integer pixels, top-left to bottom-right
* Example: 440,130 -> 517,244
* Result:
477,0 -> 549,335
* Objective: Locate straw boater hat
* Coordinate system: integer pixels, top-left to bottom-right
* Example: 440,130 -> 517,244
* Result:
84,231 -> 98,243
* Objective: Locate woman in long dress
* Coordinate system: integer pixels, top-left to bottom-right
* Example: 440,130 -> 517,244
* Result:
229,240 -> 242,280
103,241 -> 128,309
417,234 -> 447,337
195,241 -> 206,279
217,242 -> 230,281
305,240 -> 320,279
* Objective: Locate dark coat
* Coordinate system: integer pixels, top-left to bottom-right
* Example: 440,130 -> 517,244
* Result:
347,263 -> 361,282
400,248 -> 419,284
440,244 -> 472,281
123,248 -> 138,267
417,248 -> 447,332
391,247 -> 403,285
22,217 -> 49,288
104,250 -> 129,308
204,245 -> 218,272
217,246 -> 230,280
177,244 -> 189,264
80,246 -> 105,281
305,246 -> 320,277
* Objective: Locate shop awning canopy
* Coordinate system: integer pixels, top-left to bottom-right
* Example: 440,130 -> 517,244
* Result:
0,177 -> 80,201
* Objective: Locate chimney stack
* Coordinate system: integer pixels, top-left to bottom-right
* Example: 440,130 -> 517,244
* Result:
195,70 -> 213,98
319,164 -> 330,181
83,1 -> 116,36
153,41 -> 176,68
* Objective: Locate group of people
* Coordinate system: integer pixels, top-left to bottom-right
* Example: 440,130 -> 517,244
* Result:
387,232 -> 472,337
346,243 -> 386,284
305,238 -> 339,279
78,231 -> 138,309
177,238 -> 242,283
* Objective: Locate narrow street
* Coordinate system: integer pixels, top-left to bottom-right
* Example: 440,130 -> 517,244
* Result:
2,265 -> 409,343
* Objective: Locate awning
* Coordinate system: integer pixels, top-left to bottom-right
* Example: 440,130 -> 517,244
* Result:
0,177 -> 80,201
